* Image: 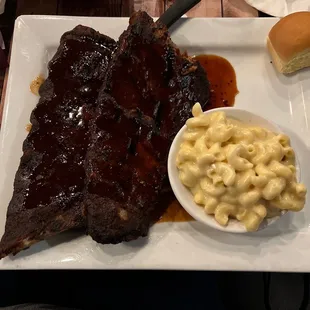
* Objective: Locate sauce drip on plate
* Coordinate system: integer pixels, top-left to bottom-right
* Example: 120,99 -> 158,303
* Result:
194,54 -> 238,108
158,54 -> 238,223
25,123 -> 32,132
159,201 -> 194,223
30,75 -> 45,96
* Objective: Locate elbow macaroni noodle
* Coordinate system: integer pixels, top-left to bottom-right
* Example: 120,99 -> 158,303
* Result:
176,103 -> 307,231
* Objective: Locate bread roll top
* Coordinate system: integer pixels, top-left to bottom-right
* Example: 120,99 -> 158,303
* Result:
268,11 -> 310,62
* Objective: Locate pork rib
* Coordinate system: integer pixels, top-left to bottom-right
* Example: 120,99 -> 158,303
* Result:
0,26 -> 116,258
84,11 -> 210,244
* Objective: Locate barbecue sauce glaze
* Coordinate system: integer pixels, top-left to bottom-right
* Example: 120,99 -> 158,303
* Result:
23,35 -> 116,209
27,53 -> 237,222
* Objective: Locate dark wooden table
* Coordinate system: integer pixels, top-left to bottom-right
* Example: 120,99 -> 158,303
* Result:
0,1 -> 307,310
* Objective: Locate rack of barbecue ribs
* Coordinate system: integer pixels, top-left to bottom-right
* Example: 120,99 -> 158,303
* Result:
0,11 -> 210,258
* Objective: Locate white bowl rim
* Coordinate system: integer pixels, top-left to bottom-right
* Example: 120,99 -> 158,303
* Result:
167,107 -> 295,233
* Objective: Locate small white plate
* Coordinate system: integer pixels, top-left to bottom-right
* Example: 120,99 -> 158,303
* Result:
0,16 -> 310,271
168,107 -> 293,233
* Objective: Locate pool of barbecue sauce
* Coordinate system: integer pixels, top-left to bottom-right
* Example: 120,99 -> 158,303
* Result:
159,54 -> 238,223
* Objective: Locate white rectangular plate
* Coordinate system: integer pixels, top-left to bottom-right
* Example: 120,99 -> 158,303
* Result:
0,16 -> 309,271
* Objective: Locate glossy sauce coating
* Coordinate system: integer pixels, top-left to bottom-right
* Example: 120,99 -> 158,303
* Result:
26,52 -> 236,221
159,54 -> 238,223
23,34 -> 116,210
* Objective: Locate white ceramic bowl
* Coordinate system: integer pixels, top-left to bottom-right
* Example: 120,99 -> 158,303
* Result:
168,107 -> 299,233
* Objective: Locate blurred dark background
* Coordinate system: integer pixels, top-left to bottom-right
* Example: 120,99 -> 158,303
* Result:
0,271 -> 309,309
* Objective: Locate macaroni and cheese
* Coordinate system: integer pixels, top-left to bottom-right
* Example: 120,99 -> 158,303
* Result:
176,103 -> 307,231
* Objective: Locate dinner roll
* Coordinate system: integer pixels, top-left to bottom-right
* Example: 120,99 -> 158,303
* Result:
267,11 -> 310,74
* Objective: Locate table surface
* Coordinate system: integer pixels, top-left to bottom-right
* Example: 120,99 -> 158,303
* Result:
2,2 -> 308,309
14,0 -> 260,18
